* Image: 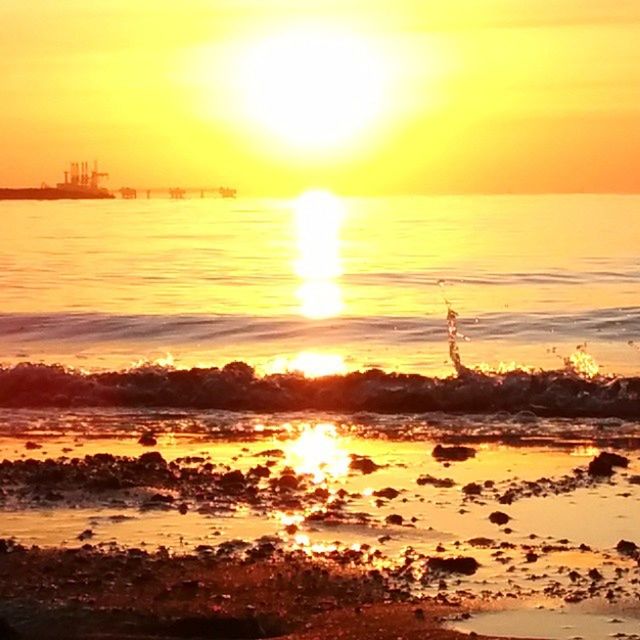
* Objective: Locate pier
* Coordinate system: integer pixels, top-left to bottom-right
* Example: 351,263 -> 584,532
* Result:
117,187 -> 237,199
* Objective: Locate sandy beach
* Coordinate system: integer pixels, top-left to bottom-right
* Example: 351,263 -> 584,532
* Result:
0,408 -> 639,639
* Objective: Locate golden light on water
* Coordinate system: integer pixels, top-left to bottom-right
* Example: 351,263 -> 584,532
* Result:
277,512 -> 304,528
267,352 -> 347,378
570,446 -> 601,458
297,282 -> 343,320
294,190 -> 345,319
285,423 -> 350,483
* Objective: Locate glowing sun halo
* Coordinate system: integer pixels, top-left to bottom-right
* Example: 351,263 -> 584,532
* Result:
240,26 -> 389,151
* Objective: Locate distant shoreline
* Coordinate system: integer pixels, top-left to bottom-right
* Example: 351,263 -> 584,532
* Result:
0,188 -> 114,200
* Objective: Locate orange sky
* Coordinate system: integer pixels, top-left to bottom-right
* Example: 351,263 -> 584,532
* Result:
1,0 -> 639,194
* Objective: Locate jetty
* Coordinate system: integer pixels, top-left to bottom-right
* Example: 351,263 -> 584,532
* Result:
1,163 -> 237,200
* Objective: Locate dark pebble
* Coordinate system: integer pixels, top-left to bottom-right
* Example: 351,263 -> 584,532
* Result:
427,556 -> 480,575
432,445 -> 476,462
489,511 -> 510,526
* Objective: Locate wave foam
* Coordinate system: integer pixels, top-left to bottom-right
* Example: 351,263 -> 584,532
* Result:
0,362 -> 638,418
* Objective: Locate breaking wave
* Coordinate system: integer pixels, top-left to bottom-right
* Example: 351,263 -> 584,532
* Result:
0,361 -> 638,418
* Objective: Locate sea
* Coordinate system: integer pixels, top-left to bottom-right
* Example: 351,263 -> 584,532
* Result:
1,194 -> 640,640
1,194 -> 638,378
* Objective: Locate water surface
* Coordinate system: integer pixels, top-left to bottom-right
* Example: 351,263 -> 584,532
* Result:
1,194 -> 638,374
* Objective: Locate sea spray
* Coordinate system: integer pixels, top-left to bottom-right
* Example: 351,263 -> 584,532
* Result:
438,280 -> 470,376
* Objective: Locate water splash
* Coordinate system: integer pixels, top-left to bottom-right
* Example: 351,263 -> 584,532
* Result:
565,344 -> 600,379
475,361 -> 531,375
438,280 -> 470,376
129,353 -> 176,371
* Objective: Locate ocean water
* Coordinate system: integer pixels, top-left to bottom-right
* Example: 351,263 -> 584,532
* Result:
1,194 -> 638,377
2,195 -> 639,637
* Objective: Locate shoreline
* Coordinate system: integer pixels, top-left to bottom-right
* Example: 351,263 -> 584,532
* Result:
1,362 -> 639,419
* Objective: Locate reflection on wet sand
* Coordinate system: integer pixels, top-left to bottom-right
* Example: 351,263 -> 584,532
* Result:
1,409 -> 640,640
284,422 -> 350,483
1,416 -> 639,610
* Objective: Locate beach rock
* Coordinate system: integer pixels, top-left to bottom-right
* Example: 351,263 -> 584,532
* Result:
138,452 -> 166,467
628,475 -> 640,485
77,529 -> 94,541
276,473 -> 299,490
432,445 -> 476,462
248,465 -> 270,478
373,487 -> 400,500
588,452 -> 629,477
312,487 -> 329,500
498,491 -> 515,505
24,441 -> 41,450
385,514 -> 404,526
616,539 -> 638,556
427,556 -> 480,575
462,482 -> 483,496
468,537 -> 495,548
138,432 -> 157,447
349,455 -> 381,475
220,470 -> 245,487
416,474 -> 455,488
489,511 -> 511,526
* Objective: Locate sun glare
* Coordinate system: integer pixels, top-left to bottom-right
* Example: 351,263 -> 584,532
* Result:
294,190 -> 345,319
240,25 -> 389,151
285,423 -> 350,483
267,351 -> 347,378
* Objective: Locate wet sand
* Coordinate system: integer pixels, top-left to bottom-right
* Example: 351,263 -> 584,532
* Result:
0,542 -> 513,640
1,413 -> 639,639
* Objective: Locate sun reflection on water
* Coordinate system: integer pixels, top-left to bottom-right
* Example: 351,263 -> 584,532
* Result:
570,445 -> 601,457
284,423 -> 350,483
266,351 -> 347,377
294,190 -> 345,319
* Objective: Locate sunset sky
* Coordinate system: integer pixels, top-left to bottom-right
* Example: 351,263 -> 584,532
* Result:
1,0 -> 639,194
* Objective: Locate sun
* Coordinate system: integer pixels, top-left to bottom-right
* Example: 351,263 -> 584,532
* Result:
239,25 -> 389,152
